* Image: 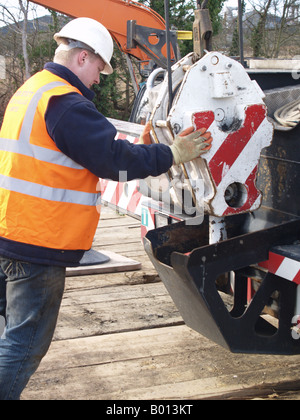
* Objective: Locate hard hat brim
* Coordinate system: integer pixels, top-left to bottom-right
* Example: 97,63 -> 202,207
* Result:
102,62 -> 114,75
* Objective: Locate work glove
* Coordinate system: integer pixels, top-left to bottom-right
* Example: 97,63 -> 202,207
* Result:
170,126 -> 212,165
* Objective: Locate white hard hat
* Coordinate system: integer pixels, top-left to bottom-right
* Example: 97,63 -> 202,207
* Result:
54,17 -> 114,75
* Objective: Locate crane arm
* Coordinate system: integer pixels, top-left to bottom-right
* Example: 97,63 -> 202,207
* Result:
30,0 -> 167,62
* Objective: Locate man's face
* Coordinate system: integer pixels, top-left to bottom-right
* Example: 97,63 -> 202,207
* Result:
78,52 -> 106,89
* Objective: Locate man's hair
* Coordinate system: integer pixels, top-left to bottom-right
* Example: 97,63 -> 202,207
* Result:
53,47 -> 81,66
53,39 -> 99,66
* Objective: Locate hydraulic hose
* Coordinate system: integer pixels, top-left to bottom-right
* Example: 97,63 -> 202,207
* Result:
274,99 -> 300,128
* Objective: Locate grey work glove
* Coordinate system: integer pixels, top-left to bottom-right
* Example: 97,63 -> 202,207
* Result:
170,126 -> 212,165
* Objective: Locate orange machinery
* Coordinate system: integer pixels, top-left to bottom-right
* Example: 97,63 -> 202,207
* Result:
32,0 -> 177,68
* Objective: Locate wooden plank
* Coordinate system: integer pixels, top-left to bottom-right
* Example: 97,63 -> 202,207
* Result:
66,250 -> 141,276
53,282 -> 182,340
22,325 -> 300,400
63,270 -> 160,293
107,118 -> 144,137
20,209 -> 300,400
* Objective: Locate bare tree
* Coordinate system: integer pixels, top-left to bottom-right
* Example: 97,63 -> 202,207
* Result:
271,0 -> 300,57
0,1 -> 40,123
249,0 -> 273,57
0,0 -> 40,81
18,0 -> 31,80
246,0 -> 300,57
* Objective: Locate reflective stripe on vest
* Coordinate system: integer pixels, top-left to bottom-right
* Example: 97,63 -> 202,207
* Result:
0,81 -> 98,206
0,174 -> 97,206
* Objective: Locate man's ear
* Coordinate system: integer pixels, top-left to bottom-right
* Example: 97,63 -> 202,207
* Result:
78,50 -> 89,66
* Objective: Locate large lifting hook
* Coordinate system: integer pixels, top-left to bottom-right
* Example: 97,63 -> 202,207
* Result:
193,0 -> 213,58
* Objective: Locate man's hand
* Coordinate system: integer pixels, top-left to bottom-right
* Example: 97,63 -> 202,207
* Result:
170,126 -> 212,165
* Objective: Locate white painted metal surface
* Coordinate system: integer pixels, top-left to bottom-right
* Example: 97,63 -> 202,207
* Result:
149,51 -> 274,217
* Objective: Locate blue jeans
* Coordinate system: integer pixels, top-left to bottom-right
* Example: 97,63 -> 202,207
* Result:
0,258 -> 65,400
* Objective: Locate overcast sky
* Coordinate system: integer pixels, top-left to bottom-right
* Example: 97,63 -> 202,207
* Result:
0,0 -> 242,27
1,0 -> 242,17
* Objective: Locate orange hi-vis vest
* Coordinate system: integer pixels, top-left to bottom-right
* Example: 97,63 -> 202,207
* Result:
0,69 -> 100,251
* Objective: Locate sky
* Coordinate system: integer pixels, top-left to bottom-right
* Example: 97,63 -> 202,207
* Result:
1,0 -> 243,18
0,0 -> 244,27
1,0 -> 49,20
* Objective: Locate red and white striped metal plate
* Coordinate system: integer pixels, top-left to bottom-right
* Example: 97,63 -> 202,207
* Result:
150,51 -> 274,218
259,251 -> 300,285
192,103 -> 272,216
99,120 -> 144,218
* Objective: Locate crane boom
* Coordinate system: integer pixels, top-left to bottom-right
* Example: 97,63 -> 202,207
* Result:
31,0 -> 166,62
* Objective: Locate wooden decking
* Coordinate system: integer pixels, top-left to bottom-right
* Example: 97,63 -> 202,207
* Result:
22,208 -> 300,400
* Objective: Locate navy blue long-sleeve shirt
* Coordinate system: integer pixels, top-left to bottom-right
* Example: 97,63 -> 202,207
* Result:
0,63 -> 173,266
45,63 -> 173,181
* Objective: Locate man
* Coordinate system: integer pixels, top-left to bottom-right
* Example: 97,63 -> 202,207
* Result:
0,17 -> 212,400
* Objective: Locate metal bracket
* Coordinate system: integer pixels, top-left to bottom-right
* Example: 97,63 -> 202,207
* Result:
127,20 -> 179,69
144,208 -> 300,354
